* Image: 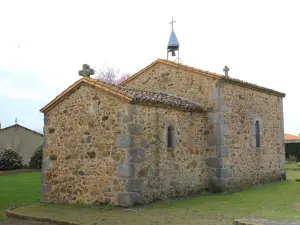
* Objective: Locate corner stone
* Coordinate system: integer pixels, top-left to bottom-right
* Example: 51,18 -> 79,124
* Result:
42,171 -> 46,184
216,145 -> 229,157
210,177 -> 227,193
117,192 -> 142,207
215,168 -> 232,178
43,139 -> 48,149
125,179 -> 144,193
117,162 -> 135,178
117,136 -> 135,148
42,158 -> 52,172
128,148 -> 145,163
205,157 -> 224,168
128,105 -> 138,115
41,184 -> 51,194
128,124 -> 142,136
208,134 -> 226,146
122,115 -> 134,123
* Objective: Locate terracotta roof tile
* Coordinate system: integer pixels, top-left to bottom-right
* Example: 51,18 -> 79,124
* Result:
285,134 -> 300,141
117,86 -> 207,112
40,78 -> 207,113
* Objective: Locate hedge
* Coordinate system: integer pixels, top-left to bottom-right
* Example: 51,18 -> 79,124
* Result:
285,143 -> 300,162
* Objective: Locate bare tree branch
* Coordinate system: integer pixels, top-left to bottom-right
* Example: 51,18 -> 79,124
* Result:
95,66 -> 120,85
94,65 -> 132,85
117,73 -> 132,84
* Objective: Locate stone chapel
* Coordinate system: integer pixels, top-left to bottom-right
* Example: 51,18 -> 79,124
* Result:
40,23 -> 286,207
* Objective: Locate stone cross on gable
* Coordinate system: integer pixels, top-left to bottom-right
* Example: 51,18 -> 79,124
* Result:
79,64 -> 95,78
223,65 -> 229,77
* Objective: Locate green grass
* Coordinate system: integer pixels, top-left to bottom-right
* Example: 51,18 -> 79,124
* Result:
286,163 -> 299,168
0,172 -> 41,221
12,181 -> 300,225
287,170 -> 300,180
2,171 -> 300,225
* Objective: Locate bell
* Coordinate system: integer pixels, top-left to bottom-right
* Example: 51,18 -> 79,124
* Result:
171,50 -> 176,57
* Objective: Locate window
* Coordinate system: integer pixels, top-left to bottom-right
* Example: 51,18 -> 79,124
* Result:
255,120 -> 260,147
167,126 -> 174,148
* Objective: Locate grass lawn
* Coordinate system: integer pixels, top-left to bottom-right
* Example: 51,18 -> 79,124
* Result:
1,171 -> 300,225
0,172 -> 41,221
286,162 -> 299,168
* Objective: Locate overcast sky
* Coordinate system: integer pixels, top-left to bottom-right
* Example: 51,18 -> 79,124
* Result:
0,0 -> 299,134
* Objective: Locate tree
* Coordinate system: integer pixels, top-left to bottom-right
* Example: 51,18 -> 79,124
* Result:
95,65 -> 132,85
29,145 -> 43,169
118,73 -> 132,84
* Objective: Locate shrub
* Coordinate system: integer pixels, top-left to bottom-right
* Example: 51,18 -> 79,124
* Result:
23,164 -> 29,169
0,148 -> 23,170
285,143 -> 300,162
29,145 -> 43,169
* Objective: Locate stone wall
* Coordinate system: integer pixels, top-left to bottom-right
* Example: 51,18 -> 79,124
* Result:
42,66 -> 285,206
42,84 -> 130,205
123,63 -> 285,193
42,83 -> 214,207
117,104 -> 213,205
123,62 -> 218,108
215,81 -> 286,191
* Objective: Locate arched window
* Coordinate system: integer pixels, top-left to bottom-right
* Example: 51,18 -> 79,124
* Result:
255,121 -> 260,147
167,126 -> 174,148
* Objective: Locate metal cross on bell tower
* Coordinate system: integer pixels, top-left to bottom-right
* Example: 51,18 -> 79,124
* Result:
167,18 -> 180,62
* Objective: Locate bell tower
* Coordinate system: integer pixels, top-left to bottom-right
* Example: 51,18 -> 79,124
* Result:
167,18 -> 180,62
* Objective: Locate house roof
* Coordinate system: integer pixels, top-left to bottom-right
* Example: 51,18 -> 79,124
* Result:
0,124 -> 43,136
119,59 -> 286,97
40,78 -> 208,114
285,134 -> 300,143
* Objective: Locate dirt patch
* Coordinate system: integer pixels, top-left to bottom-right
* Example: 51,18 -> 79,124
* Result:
0,169 -> 41,176
294,203 -> 300,211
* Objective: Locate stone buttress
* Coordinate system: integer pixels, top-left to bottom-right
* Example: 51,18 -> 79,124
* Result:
116,105 -> 144,207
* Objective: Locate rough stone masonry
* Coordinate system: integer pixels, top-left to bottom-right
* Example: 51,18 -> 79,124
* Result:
40,59 -> 286,207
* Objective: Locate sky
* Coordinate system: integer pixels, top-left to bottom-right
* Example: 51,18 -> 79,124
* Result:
0,0 -> 299,134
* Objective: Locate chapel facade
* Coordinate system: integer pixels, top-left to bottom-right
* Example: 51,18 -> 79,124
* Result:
40,59 -> 286,207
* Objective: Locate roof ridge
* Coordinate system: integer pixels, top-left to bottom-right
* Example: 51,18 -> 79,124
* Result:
40,77 -> 207,114
120,59 -> 285,97
0,124 -> 43,136
40,78 -> 133,113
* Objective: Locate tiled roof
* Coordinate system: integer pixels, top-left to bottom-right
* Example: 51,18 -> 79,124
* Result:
285,134 -> 300,142
117,86 -> 207,112
119,59 -> 286,97
40,78 -> 207,113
